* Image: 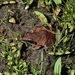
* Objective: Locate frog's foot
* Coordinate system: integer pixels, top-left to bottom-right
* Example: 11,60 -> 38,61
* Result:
32,44 -> 41,50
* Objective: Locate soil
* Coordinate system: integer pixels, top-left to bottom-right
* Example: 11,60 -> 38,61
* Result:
0,0 -> 75,75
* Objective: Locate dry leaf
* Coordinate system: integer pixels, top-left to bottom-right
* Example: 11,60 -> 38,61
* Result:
22,26 -> 56,49
8,9 -> 14,14
54,7 -> 61,15
9,17 -> 16,24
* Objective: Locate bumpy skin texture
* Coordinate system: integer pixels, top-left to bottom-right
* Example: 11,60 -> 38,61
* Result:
22,26 -> 56,49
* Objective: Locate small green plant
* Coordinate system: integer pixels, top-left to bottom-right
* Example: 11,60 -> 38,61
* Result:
0,33 -> 4,42
0,41 -> 45,75
71,70 -> 75,75
49,31 -> 74,55
53,0 -> 62,5
0,41 -> 28,75
34,11 -> 52,30
38,0 -> 62,7
34,11 -> 48,25
19,0 -> 62,10
0,29 -> 28,74
19,0 -> 33,9
54,57 -> 61,75
59,0 -> 75,32
49,0 -> 75,55
70,63 -> 75,75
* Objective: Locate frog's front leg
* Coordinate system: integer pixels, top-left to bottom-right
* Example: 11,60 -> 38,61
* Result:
32,44 -> 41,50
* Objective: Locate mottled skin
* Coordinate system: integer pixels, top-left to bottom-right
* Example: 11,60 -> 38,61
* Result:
22,26 -> 56,49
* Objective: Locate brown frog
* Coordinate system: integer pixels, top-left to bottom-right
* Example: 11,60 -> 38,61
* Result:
22,26 -> 56,49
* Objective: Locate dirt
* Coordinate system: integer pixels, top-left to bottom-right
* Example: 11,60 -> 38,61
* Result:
0,0 -> 75,75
